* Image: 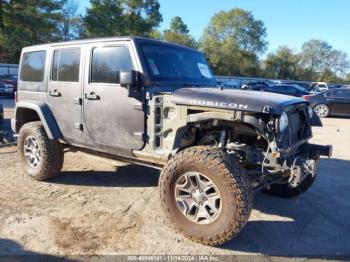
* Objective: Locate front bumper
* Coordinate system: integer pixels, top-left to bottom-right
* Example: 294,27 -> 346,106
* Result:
281,143 -> 332,187
301,143 -> 333,158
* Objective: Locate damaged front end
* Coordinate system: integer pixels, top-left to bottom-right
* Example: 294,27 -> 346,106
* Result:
171,88 -> 331,192
220,102 -> 332,191
253,103 -> 332,190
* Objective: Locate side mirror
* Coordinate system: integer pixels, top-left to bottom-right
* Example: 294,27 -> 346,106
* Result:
120,70 -> 137,88
119,70 -> 142,98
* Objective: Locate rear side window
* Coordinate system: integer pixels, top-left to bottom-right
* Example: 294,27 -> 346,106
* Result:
52,49 -> 80,82
333,90 -> 348,98
91,46 -> 133,84
20,51 -> 46,82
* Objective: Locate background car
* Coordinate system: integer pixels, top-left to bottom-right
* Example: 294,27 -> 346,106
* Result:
0,103 -> 3,120
218,80 -> 240,89
328,84 -> 344,89
280,80 -> 311,91
241,81 -> 269,91
263,84 -> 310,97
0,74 -> 17,94
0,82 -> 15,97
311,82 -> 329,92
304,88 -> 350,117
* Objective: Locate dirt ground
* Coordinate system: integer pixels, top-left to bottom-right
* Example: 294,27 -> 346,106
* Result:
0,98 -> 349,259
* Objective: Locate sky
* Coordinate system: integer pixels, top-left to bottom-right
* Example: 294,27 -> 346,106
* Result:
79,0 -> 350,56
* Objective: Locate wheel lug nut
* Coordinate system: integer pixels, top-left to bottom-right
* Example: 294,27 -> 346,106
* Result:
199,202 -> 203,206
199,189 -> 203,193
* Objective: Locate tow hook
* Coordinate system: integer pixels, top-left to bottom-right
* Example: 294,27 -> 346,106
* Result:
288,166 -> 302,188
288,158 -> 317,187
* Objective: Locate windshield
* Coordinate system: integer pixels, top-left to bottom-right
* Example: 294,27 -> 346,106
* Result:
140,43 -> 217,85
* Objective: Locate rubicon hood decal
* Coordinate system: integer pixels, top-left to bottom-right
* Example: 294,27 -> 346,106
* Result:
189,99 -> 248,110
171,87 -> 305,115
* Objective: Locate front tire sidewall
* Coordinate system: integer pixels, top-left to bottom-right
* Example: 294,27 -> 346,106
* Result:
160,147 -> 253,245
163,162 -> 239,238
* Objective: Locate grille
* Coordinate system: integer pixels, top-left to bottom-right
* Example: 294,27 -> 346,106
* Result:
289,111 -> 305,144
278,104 -> 312,152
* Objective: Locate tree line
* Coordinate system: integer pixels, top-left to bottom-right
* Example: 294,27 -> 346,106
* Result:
0,0 -> 349,83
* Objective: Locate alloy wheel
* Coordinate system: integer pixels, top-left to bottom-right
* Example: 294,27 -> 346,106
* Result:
314,104 -> 329,117
23,136 -> 41,168
174,171 -> 222,224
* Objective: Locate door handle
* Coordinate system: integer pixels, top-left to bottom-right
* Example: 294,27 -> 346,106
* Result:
85,92 -> 100,100
49,89 -> 61,97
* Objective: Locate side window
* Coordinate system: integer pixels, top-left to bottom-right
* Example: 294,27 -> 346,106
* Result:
51,49 -> 80,82
20,51 -> 46,82
333,90 -> 348,98
91,46 -> 133,84
345,90 -> 350,98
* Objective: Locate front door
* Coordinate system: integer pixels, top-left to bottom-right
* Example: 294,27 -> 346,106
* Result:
47,47 -> 83,142
83,43 -> 145,152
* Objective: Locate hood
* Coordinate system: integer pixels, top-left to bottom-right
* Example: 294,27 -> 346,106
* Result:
171,87 -> 306,115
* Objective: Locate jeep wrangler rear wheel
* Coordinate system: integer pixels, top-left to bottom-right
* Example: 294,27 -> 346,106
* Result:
159,146 -> 253,246
262,174 -> 316,198
18,121 -> 64,181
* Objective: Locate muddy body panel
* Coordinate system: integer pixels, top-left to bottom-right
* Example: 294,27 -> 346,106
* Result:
13,36 -> 331,189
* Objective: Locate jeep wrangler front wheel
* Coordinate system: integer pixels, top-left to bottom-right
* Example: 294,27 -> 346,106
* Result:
18,121 -> 64,181
159,146 -> 253,246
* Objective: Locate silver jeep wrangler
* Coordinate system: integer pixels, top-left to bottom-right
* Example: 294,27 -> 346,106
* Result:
12,37 -> 332,245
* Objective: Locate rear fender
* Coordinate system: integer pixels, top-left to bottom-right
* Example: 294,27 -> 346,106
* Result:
13,100 -> 63,139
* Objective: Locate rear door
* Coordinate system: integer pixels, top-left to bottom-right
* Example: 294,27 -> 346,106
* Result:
329,89 -> 350,115
47,47 -> 84,142
82,42 -> 145,152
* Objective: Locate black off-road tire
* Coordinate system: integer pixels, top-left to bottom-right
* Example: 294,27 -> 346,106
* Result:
18,121 -> 64,181
159,146 -> 253,246
262,175 -> 316,198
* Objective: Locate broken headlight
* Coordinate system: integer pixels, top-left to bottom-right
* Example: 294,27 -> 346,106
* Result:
279,112 -> 289,133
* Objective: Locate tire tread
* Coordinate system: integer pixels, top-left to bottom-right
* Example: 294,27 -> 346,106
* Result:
18,121 -> 63,181
159,146 -> 253,246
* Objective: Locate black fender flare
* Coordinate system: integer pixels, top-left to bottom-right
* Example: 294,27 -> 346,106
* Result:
12,100 -> 63,139
311,112 -> 323,127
